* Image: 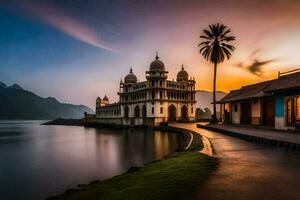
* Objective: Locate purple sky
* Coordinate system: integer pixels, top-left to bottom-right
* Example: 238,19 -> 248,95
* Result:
1,0 -> 300,109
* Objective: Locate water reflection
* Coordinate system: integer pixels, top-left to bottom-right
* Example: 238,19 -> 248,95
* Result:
0,121 -> 180,200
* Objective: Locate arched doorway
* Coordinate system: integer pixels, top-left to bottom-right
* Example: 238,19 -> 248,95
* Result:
124,106 -> 129,118
168,105 -> 177,121
134,105 -> 140,118
181,105 -> 188,120
142,105 -> 147,118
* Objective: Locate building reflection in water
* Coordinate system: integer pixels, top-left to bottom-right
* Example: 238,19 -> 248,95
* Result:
0,121 -> 181,200
92,128 -> 180,177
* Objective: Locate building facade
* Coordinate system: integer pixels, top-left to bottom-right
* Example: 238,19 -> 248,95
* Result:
219,69 -> 300,131
85,54 -> 196,126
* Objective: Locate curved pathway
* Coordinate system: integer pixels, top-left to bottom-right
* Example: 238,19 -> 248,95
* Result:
170,123 -> 300,200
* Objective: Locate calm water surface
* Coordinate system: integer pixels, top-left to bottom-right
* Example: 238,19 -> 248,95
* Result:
0,121 -> 181,200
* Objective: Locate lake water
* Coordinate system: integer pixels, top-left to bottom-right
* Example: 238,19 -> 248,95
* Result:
0,121 -> 181,200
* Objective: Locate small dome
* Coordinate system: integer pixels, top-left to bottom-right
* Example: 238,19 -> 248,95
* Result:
103,95 -> 109,101
177,65 -> 189,82
150,53 -> 165,71
96,97 -> 102,104
124,68 -> 137,83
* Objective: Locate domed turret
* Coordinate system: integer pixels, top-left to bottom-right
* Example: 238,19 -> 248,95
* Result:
103,95 -> 109,101
177,65 -> 189,82
150,52 -> 165,71
124,68 -> 137,83
96,97 -> 102,106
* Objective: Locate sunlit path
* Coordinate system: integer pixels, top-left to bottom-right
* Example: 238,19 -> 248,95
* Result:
170,122 -> 300,200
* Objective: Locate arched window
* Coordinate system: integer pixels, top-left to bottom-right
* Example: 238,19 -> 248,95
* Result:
181,105 -> 188,119
168,105 -> 176,121
134,105 -> 140,118
142,105 -> 147,118
152,91 -> 155,99
124,106 -> 129,118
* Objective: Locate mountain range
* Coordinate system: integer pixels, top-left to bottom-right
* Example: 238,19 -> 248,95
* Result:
0,81 -> 226,120
0,82 -> 94,120
195,90 -> 227,112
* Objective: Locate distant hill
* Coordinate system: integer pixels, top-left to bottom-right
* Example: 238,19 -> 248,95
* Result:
195,90 -> 227,112
0,82 -> 94,120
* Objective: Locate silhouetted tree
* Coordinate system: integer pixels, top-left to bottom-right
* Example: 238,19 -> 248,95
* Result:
198,23 -> 235,123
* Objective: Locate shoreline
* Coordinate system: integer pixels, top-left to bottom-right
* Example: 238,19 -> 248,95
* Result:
43,118 -> 194,151
41,118 -> 83,126
46,124 -> 218,200
42,118 -> 147,129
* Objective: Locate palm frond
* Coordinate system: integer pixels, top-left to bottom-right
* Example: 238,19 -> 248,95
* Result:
222,47 -> 232,60
198,23 -> 235,64
199,35 -> 210,40
220,36 -> 236,42
198,41 -> 210,47
220,29 -> 231,38
221,43 -> 235,51
199,45 -> 209,54
203,29 -> 213,39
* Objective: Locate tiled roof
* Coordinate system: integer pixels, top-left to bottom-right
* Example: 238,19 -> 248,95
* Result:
218,81 -> 273,103
265,71 -> 300,92
219,70 -> 300,103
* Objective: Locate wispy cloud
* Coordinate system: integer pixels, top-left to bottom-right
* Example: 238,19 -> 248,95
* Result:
249,48 -> 263,59
237,59 -> 275,77
15,1 -> 118,53
236,48 -> 276,76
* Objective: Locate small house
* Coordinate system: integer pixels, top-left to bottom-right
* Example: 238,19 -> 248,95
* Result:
219,69 -> 300,130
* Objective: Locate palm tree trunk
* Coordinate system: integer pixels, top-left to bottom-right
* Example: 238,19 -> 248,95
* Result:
212,62 -> 218,123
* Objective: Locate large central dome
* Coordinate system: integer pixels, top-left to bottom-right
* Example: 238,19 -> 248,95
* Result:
150,53 -> 165,71
124,68 -> 137,83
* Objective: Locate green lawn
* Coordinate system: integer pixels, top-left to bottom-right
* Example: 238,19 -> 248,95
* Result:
49,132 -> 218,200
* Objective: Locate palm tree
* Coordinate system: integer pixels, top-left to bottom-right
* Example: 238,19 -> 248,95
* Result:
198,23 -> 235,124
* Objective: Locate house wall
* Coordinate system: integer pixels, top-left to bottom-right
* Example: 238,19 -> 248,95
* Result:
275,94 -> 285,130
220,104 -> 224,122
231,102 -> 241,124
220,103 -> 230,123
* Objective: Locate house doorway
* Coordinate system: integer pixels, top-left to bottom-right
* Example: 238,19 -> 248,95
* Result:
262,98 -> 275,127
240,102 -> 252,124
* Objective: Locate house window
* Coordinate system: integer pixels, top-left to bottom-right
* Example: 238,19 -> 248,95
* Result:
234,104 -> 238,112
296,97 -> 300,120
152,91 -> 155,99
160,81 -> 163,86
191,107 -> 193,114
152,107 -> 154,114
160,107 -> 163,114
287,98 -> 293,126
160,91 -> 163,99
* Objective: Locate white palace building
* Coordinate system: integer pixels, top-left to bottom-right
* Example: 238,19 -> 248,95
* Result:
84,54 -> 196,126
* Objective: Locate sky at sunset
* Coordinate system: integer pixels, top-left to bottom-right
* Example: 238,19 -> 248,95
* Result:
1,0 -> 300,109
